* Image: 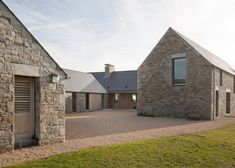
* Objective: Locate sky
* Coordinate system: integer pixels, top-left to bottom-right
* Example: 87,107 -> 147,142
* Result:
3,0 -> 235,72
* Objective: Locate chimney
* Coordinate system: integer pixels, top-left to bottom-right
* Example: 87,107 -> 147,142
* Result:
104,64 -> 115,78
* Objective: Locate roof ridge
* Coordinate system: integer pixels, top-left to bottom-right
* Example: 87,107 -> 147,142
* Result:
63,68 -> 87,74
90,70 -> 137,73
64,69 -> 107,93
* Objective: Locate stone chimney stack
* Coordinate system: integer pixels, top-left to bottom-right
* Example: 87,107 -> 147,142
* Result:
104,64 -> 115,78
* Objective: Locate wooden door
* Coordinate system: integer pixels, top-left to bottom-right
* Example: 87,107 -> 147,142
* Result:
14,76 -> 35,147
89,94 -> 102,111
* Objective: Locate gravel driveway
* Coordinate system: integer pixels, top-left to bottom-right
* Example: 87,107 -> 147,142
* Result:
1,109 -> 235,167
66,109 -> 201,140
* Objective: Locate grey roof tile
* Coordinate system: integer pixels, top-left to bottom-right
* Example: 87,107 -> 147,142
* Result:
91,71 -> 137,93
64,69 -> 106,93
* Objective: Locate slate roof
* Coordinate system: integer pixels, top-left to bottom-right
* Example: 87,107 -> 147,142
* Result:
91,71 -> 137,93
64,69 -> 106,93
171,28 -> 235,75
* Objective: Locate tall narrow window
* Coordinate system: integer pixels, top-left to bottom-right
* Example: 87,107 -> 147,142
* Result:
234,76 -> 235,93
86,93 -> 89,110
226,92 -> 231,114
72,92 -> 77,112
173,58 -> 186,85
220,70 -> 223,86
215,91 -> 219,117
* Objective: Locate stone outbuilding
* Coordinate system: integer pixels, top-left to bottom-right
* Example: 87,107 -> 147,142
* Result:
138,27 -> 235,120
65,64 -> 137,112
92,64 -> 137,109
64,69 -> 106,113
0,1 -> 67,153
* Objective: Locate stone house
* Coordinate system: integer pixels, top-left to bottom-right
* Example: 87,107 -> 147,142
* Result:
64,69 -> 106,113
64,65 -> 137,112
0,1 -> 67,153
92,64 -> 137,109
138,27 -> 235,120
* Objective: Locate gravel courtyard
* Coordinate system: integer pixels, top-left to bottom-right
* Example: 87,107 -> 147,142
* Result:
65,109 -> 201,140
1,109 -> 235,167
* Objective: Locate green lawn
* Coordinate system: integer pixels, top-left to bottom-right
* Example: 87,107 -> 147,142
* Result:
8,124 -> 235,168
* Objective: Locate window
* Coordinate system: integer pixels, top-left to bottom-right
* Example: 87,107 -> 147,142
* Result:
226,92 -> 231,114
173,58 -> 186,84
132,94 -> 137,103
115,93 -> 119,102
215,90 -> 219,117
234,76 -> 235,93
220,70 -> 223,86
72,93 -> 77,112
86,93 -> 89,110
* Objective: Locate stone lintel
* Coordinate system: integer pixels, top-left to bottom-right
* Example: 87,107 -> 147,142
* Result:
14,63 -> 40,77
170,53 -> 186,59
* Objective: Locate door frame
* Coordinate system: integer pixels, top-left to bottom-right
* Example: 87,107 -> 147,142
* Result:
14,76 -> 36,144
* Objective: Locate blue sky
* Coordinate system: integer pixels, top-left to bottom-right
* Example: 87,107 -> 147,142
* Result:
3,0 -> 235,72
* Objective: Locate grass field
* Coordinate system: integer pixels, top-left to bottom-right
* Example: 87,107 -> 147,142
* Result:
8,124 -> 235,168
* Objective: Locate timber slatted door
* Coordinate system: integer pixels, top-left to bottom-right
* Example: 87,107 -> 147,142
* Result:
14,77 -> 35,148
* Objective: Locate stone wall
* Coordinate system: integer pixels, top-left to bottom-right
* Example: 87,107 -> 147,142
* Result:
65,92 -> 72,113
65,92 -> 86,113
212,67 -> 235,118
137,28 -> 213,119
65,92 -> 104,112
76,93 -> 86,112
0,1 -> 66,152
37,76 -> 65,145
0,74 -> 14,152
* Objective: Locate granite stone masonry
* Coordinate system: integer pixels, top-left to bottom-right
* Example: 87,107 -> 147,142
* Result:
138,28 -> 235,120
213,68 -> 235,118
65,92 -> 86,113
76,93 -> 86,112
0,1 -> 67,153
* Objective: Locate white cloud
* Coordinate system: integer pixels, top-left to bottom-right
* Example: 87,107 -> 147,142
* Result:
3,0 -> 235,71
